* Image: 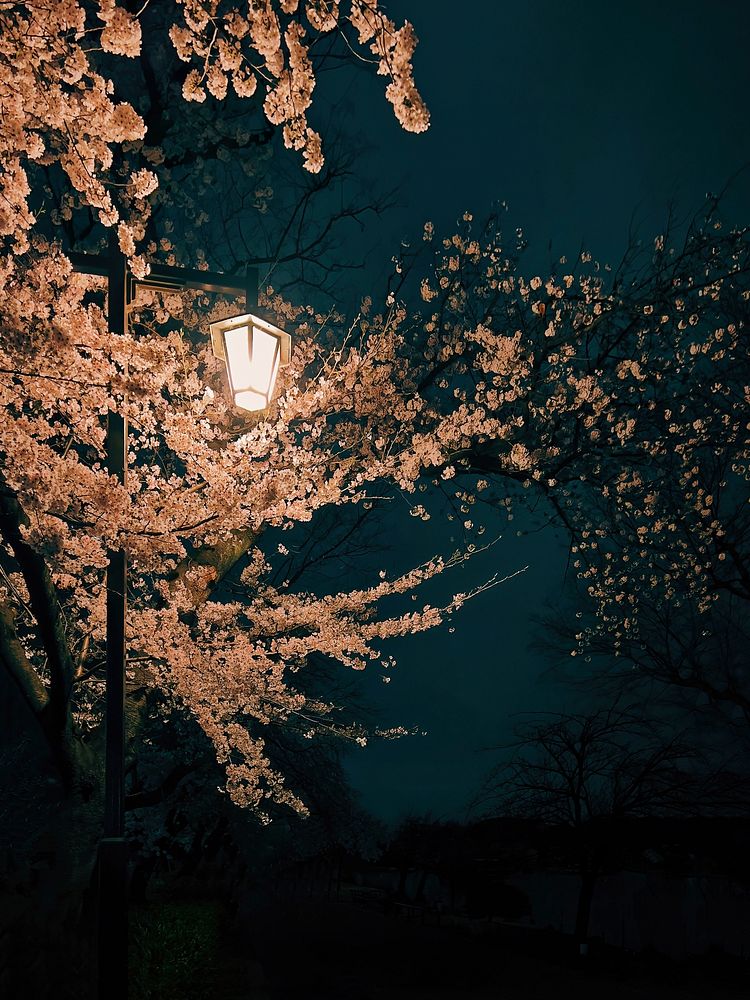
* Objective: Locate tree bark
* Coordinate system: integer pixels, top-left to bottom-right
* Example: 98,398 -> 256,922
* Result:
574,868 -> 597,949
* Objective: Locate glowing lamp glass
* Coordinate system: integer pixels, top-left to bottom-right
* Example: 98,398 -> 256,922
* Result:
210,312 -> 291,412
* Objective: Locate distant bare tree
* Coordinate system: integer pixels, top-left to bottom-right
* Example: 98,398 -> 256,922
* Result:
473,705 -> 706,949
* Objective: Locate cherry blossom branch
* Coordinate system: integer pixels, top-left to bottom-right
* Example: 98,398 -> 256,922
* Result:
0,368 -> 109,388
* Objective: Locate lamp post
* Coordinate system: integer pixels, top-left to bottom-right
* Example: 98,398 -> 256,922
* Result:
69,244 -> 289,1000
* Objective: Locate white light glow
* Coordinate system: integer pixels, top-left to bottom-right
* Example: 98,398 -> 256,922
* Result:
224,326 -> 253,391
210,311 -> 291,413
233,389 -> 267,411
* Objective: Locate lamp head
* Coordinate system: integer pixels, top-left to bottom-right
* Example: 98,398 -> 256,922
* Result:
210,311 -> 291,412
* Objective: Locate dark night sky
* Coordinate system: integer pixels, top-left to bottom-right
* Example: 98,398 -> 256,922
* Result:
323,1 -> 750,826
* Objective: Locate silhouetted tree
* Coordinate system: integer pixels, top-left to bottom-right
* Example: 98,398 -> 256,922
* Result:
474,704 -> 702,948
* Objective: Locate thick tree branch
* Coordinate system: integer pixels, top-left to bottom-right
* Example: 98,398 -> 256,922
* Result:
168,526 -> 258,607
125,761 -> 197,811
0,475 -> 77,733
0,595 -> 95,793
0,598 -> 50,720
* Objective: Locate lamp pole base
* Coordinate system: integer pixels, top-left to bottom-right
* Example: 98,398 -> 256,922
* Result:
97,836 -> 128,1000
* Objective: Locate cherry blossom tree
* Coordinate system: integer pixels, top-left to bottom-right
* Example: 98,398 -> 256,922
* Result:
383,199 -> 749,727
3,9 -> 748,965
0,1 -> 483,837
1,1 -> 429,255
43,1 -> 401,300
0,11 -> 481,989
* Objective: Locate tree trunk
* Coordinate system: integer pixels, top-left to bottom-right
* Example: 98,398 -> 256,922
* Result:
0,735 -> 104,999
574,869 -> 597,953
415,866 -> 428,903
397,865 -> 409,899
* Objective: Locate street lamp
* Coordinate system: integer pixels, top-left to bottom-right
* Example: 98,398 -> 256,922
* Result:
210,311 -> 291,412
69,245 -> 288,1000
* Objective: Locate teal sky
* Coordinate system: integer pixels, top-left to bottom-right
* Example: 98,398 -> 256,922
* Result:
340,0 -> 750,279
